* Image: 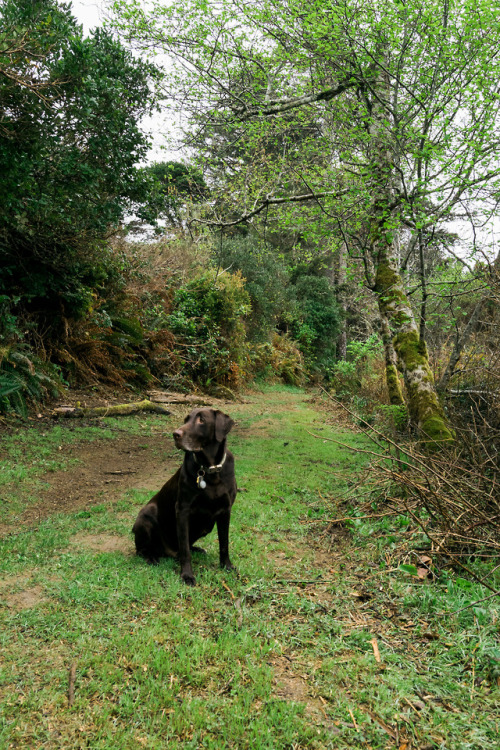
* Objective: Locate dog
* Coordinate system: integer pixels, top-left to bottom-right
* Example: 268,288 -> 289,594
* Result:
132,408 -> 237,585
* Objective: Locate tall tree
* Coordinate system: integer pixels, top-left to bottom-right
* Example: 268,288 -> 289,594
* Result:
0,0 -> 158,332
112,0 -> 500,442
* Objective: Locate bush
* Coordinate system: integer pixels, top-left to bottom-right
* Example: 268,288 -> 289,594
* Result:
251,334 -> 305,386
289,275 -> 340,372
212,237 -> 292,340
167,269 -> 251,387
329,335 -> 383,396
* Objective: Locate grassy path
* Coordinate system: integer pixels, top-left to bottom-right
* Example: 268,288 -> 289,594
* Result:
0,387 -> 498,749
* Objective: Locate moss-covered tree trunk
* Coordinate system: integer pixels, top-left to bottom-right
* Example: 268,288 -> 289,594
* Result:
380,313 -> 405,406
374,256 -> 453,443
368,56 -> 452,444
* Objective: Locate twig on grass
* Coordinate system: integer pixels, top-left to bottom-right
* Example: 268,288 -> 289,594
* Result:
370,637 -> 381,663
362,706 -> 399,741
221,580 -> 235,600
348,708 -> 359,731
327,510 -> 404,525
104,470 -> 138,475
276,578 -> 335,585
68,662 -> 77,706
451,588 -> 500,614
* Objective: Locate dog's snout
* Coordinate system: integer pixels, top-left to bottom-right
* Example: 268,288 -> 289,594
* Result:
173,428 -> 183,440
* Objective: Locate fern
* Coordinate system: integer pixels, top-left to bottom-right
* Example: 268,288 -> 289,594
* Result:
0,347 -> 63,416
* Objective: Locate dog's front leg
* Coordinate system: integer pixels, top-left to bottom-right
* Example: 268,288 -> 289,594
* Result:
176,506 -> 196,586
217,510 -> 236,572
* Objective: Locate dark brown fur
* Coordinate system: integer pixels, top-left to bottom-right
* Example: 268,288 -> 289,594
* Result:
132,408 -> 237,585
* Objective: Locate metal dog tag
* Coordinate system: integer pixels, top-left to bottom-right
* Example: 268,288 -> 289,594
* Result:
197,472 -> 207,489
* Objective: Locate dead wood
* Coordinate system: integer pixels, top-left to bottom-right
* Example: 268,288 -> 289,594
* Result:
53,399 -> 171,418
68,662 -> 76,706
146,390 -> 214,405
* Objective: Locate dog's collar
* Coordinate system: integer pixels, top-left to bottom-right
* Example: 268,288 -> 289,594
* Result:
192,451 -> 227,474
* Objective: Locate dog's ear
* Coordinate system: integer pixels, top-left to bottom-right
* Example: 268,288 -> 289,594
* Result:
214,411 -> 234,442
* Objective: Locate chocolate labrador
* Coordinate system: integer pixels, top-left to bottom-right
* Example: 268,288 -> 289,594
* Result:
132,408 -> 237,585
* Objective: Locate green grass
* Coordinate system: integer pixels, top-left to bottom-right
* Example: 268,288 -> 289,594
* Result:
0,387 -> 498,749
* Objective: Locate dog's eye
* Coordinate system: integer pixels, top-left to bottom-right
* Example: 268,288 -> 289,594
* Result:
198,415 -> 204,423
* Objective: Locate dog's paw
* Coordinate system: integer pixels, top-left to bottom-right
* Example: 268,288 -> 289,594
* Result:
181,573 -> 196,586
146,557 -> 160,566
221,561 -> 238,575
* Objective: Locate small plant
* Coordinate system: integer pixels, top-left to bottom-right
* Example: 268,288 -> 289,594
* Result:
0,346 -> 63,416
376,403 -> 409,431
252,333 -> 305,386
329,334 -> 383,398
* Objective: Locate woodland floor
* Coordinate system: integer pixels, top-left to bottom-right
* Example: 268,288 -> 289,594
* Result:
0,386 -> 498,749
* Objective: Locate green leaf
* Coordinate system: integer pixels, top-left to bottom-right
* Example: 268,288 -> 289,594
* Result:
399,564 -> 419,577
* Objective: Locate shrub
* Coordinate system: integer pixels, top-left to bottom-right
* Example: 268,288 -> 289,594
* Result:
252,333 -> 305,386
289,275 -> 340,372
167,269 -> 251,387
329,334 -> 383,397
212,237 -> 292,340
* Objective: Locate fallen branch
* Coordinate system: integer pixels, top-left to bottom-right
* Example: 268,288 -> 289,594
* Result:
104,470 -> 138,476
53,400 -> 171,419
451,588 -> 500,614
328,510 -> 402,525
68,662 -> 76,706
147,390 -> 213,405
370,637 -> 381,663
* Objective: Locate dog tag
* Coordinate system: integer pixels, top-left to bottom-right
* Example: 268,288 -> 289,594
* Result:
197,473 -> 207,489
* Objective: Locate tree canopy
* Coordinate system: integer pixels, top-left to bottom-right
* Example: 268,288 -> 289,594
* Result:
109,0 -> 500,441
0,0 -> 158,324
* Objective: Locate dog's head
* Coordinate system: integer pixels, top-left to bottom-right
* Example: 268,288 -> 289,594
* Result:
173,408 -> 234,452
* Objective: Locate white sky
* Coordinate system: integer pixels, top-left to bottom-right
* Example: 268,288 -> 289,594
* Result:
72,0 -> 104,34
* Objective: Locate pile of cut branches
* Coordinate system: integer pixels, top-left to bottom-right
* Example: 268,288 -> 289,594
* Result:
375,439 -> 499,558
318,391 -> 499,593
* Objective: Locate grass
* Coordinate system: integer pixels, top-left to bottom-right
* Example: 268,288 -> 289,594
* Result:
0,386 -> 498,749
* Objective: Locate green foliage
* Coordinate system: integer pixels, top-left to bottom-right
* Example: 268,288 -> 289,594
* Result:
110,0 -> 500,437
213,236 -> 292,340
330,334 -> 383,397
138,161 -> 207,226
376,404 -> 409,432
289,274 -> 340,371
0,0 -> 158,329
212,236 -> 339,377
251,333 -> 305,386
0,346 -> 62,416
167,269 -> 251,387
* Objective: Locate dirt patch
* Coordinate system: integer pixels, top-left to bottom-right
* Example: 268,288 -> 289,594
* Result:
0,433 -> 180,537
2,585 -> 48,611
73,532 -> 133,555
271,656 -> 312,702
270,655 -> 338,731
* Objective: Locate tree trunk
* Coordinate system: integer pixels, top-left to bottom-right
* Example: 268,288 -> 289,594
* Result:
53,399 -> 171,418
336,243 -> 347,360
379,313 -> 405,406
374,256 -> 453,444
368,54 -> 452,445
